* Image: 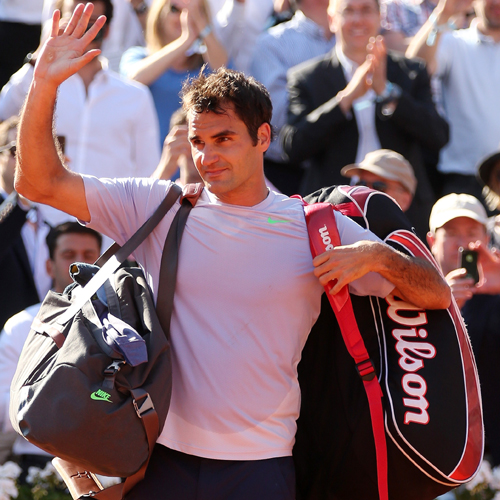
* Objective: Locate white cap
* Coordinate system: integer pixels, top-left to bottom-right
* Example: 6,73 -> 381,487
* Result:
429,193 -> 488,233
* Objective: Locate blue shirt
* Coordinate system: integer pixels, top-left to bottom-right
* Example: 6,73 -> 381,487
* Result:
249,11 -> 335,162
120,46 -> 199,146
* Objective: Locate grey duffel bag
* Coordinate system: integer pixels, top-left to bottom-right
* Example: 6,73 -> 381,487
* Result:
9,183 -> 203,499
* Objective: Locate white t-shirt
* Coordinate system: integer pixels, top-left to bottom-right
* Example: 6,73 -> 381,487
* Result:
83,176 -> 394,460
435,20 -> 500,175
0,62 -> 160,179
0,303 -> 51,456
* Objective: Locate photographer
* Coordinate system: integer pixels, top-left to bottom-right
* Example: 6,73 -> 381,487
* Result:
427,193 -> 500,467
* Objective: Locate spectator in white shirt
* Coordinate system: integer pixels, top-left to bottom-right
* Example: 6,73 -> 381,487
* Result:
0,222 -> 102,479
407,0 -> 500,205
0,0 -> 161,186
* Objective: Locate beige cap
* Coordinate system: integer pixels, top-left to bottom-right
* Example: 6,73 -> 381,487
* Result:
340,149 -> 417,195
429,193 -> 488,233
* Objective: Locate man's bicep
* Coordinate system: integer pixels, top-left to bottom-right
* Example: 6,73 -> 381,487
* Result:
43,170 -> 90,222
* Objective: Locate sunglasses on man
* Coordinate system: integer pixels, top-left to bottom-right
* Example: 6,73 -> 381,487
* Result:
354,179 -> 389,192
85,23 -> 106,42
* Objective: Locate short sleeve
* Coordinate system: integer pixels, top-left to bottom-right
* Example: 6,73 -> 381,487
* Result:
119,46 -> 149,78
334,210 -> 396,298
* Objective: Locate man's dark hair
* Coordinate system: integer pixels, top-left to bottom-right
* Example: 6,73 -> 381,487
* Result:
181,67 -> 274,145
95,0 -> 113,25
46,222 -> 102,260
62,0 -> 113,25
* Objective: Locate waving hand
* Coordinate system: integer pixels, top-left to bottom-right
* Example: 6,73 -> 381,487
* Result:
34,3 -> 106,89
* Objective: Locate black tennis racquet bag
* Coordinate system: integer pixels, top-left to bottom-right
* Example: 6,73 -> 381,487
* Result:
294,185 -> 484,500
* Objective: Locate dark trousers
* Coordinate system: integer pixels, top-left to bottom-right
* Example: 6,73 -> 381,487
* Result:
0,21 -> 41,89
125,445 -> 296,500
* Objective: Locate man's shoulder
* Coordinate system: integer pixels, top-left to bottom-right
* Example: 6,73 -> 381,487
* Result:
2,303 -> 41,337
102,69 -> 153,96
388,50 -> 427,73
287,50 -> 335,85
254,17 -> 303,53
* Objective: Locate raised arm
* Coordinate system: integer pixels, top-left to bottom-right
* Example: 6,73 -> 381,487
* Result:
313,240 -> 451,310
405,0 -> 473,74
15,4 -> 105,223
127,0 -> 227,86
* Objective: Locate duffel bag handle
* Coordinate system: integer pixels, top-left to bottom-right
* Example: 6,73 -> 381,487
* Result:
55,183 -> 183,328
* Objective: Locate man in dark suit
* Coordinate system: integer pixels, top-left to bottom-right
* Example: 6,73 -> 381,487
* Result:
0,117 -> 44,331
280,0 -> 449,237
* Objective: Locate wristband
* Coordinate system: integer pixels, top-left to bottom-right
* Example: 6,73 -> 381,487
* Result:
198,25 -> 212,40
426,12 -> 457,46
376,81 -> 402,103
24,52 -> 36,67
134,1 -> 148,14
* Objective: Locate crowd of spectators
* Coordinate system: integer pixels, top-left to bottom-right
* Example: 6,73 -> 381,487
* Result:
1,0 -> 499,483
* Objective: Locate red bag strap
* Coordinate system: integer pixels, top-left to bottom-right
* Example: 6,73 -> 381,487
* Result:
304,201 -> 388,500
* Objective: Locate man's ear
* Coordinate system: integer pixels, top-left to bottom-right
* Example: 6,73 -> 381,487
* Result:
257,123 -> 272,151
328,8 -> 337,33
426,231 -> 436,252
46,258 -> 55,280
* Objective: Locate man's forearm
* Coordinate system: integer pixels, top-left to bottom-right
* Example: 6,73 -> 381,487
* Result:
15,79 -> 64,203
373,243 -> 451,310
406,6 -> 453,73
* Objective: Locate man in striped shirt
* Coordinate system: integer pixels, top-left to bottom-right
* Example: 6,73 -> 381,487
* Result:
250,0 -> 335,195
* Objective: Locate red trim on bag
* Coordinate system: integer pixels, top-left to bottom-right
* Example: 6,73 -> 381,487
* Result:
387,230 -> 483,481
304,201 -> 388,500
32,318 -> 65,349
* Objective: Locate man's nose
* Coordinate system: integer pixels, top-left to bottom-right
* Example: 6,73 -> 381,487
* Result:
200,146 -> 219,166
456,236 -> 472,251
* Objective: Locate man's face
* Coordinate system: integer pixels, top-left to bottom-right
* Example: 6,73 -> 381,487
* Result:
65,0 -> 107,46
355,170 -> 412,212
476,0 -> 500,31
188,105 -> 270,206
47,233 -> 101,293
161,1 -> 185,44
330,0 -> 380,53
428,217 -> 488,276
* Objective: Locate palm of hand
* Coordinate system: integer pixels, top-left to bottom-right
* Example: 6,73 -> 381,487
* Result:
34,4 -> 105,87
35,35 -> 87,85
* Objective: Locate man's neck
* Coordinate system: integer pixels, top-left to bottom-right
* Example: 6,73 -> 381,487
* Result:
77,57 -> 103,93
339,41 -> 367,66
477,19 -> 500,42
299,5 -> 335,39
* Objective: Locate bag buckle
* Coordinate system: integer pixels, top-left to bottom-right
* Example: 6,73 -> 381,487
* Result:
133,393 -> 155,418
356,358 -> 376,382
102,360 -> 126,391
104,360 -> 126,376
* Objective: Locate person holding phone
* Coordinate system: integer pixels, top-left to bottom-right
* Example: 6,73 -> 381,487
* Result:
426,193 -> 493,308
426,192 -> 500,467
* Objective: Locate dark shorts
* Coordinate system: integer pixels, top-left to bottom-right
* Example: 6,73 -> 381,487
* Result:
124,445 -> 296,500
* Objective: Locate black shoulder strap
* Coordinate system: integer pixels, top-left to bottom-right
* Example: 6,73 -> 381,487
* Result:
55,183 -> 183,328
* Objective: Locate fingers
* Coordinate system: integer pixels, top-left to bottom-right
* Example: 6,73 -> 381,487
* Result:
64,3 -> 87,37
81,15 -> 107,45
312,248 -> 361,291
71,48 -> 103,71
51,9 -> 61,38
